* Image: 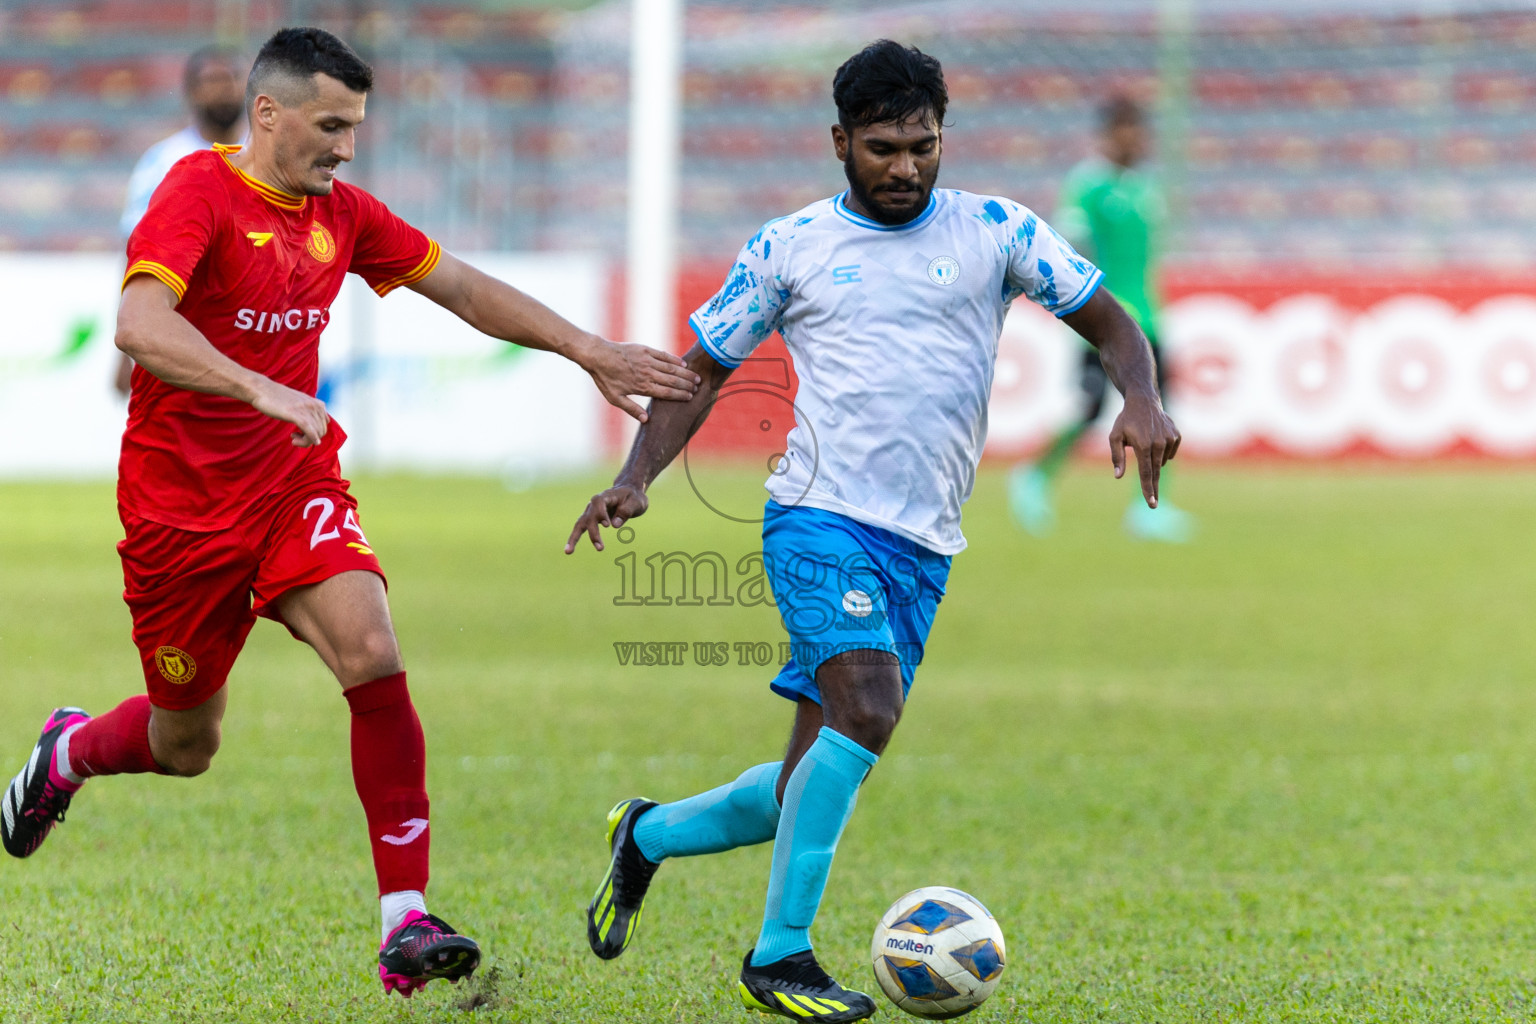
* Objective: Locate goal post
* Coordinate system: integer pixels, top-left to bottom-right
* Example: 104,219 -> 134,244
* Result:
626,0 -> 685,353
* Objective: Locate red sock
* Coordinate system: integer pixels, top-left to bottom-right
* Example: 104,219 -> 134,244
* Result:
346,672 -> 430,897
69,695 -> 168,777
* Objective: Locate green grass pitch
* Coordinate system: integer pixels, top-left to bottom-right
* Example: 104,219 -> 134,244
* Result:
4,465 -> 1536,1022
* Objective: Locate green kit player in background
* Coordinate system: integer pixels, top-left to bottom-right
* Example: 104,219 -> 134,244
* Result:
1010,96 -> 1196,543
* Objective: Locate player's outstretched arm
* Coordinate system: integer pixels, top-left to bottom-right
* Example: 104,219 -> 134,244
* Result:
1061,287 -> 1181,507
564,342 -> 735,554
116,276 -> 330,447
408,253 -> 700,422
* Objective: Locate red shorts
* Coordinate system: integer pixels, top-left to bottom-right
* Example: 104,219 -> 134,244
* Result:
118,458 -> 385,711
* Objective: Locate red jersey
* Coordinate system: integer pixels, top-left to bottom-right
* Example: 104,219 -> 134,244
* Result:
121,144 -> 440,531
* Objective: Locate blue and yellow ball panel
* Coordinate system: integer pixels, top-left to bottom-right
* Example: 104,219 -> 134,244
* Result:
880,956 -> 962,1001
890,899 -> 974,935
948,938 -> 1004,983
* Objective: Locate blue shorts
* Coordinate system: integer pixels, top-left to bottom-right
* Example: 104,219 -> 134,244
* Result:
762,500 -> 952,705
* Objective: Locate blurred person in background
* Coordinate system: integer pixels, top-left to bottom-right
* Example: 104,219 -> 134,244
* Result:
114,46 -> 247,395
1008,96 -> 1196,543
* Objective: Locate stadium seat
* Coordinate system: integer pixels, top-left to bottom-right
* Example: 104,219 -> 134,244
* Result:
0,3 -> 1534,267
0,65 -> 53,104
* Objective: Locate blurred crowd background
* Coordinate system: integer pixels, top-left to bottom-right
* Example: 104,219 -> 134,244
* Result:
3,0 -> 1534,269
8,0 -> 1536,478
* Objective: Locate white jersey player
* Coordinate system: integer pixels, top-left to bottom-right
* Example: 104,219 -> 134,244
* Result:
115,47 -> 246,395
119,48 -> 246,237
689,187 -> 1102,555
567,40 -> 1180,1023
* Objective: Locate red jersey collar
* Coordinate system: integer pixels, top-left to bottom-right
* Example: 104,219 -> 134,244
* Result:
215,144 -> 308,212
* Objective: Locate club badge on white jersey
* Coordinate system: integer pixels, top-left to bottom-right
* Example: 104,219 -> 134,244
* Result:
927,255 -> 960,285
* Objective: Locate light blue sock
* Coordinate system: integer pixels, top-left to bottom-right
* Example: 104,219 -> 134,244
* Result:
750,728 -> 878,966
633,762 -> 782,862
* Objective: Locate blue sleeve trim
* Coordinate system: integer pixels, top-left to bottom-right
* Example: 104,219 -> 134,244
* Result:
1053,271 -> 1103,318
688,314 -> 743,368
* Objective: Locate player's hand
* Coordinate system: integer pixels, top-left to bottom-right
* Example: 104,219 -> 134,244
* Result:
248,378 -> 330,447
582,336 -> 701,422
565,484 -> 649,554
1109,389 -> 1180,507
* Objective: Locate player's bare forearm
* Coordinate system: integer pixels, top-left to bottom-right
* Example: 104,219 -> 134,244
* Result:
117,278 -> 268,401
564,344 -> 733,554
616,344 -> 734,491
1061,287 -> 1158,403
411,253 -> 700,421
411,251 -> 593,356
116,276 -> 329,446
1060,286 -> 1181,504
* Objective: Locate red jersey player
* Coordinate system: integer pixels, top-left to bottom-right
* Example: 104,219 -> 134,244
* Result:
0,27 -> 698,999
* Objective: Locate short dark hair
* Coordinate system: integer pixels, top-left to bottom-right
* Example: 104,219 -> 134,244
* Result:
1100,94 -> 1145,131
246,27 -> 372,108
833,40 -> 948,132
183,45 -> 240,95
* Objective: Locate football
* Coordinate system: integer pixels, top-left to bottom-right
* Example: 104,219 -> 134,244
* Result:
870,886 -> 1007,1018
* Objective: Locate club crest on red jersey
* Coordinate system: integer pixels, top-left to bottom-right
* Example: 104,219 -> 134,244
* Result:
154,646 -> 197,685
306,224 -> 337,263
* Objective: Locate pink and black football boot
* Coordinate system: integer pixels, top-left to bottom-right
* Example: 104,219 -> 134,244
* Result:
2,707 -> 91,859
378,910 -> 481,997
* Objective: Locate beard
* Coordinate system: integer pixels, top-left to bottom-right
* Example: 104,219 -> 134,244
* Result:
842,152 -> 937,226
199,101 -> 243,132
303,168 -> 340,196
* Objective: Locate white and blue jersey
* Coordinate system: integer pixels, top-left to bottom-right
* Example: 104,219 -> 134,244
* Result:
690,188 -> 1102,556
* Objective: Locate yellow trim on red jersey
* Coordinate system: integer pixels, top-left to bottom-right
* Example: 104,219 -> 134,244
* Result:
122,260 -> 188,300
373,239 -> 443,297
215,143 -> 307,212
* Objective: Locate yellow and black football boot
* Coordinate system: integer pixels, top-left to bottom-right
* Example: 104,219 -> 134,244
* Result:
738,949 -> 877,1021
587,796 -> 660,959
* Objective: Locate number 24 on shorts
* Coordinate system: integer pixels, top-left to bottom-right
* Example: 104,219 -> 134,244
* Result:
303,496 -> 371,554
